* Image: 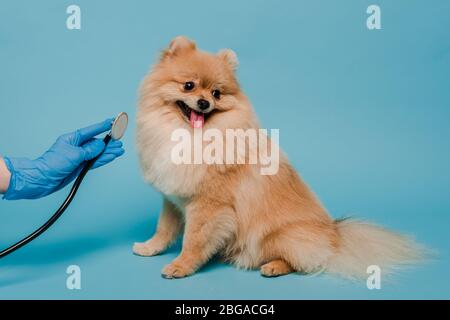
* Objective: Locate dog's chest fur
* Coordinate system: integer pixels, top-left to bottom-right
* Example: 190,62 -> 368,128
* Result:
137,109 -> 208,197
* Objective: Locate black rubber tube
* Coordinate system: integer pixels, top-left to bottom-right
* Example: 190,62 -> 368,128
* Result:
0,134 -> 112,259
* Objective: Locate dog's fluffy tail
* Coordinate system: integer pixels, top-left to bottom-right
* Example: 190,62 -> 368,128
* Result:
326,218 -> 428,279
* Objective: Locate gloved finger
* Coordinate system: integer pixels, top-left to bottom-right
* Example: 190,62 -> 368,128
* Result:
100,141 -> 123,157
91,148 -> 125,169
80,139 -> 106,161
105,140 -> 123,149
103,141 -> 123,153
101,147 -> 125,157
75,118 -> 114,146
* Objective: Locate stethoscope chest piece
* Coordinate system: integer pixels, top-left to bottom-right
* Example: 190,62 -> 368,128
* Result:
111,112 -> 128,140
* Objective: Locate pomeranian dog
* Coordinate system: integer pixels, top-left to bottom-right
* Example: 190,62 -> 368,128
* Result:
134,36 -> 424,279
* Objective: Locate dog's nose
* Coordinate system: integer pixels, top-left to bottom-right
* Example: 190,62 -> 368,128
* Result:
197,99 -> 210,110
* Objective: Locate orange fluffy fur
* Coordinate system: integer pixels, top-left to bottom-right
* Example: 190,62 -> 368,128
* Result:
134,36 -> 424,279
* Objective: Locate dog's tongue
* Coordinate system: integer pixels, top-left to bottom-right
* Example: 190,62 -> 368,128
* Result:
190,110 -> 204,128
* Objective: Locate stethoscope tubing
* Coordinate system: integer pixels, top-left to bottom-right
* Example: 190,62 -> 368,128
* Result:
0,134 -> 112,259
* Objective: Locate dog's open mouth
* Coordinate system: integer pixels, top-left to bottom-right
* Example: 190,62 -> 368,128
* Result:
176,100 -> 212,128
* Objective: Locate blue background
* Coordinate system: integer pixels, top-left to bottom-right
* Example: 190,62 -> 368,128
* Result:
0,0 -> 449,299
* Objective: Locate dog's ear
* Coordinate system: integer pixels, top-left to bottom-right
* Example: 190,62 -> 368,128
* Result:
161,36 -> 196,60
218,49 -> 238,71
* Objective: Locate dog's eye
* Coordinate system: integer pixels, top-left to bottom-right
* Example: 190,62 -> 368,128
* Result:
184,81 -> 195,91
212,89 -> 221,99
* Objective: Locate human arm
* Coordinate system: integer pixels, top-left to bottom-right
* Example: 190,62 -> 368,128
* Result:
2,118 -> 125,200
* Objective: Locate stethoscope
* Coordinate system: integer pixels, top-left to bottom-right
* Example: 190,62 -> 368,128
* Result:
0,112 -> 129,259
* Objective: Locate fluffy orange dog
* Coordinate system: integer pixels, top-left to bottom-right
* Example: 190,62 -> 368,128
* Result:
134,36 -> 423,279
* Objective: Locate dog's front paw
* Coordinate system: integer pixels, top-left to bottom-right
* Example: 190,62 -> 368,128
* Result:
132,241 -> 165,257
260,259 -> 293,277
161,262 -> 195,279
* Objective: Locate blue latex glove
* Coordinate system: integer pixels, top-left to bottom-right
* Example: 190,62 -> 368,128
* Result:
3,118 -> 125,200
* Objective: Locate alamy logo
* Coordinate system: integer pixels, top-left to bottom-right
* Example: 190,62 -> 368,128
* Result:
366,265 -> 381,290
66,5 -> 81,30
66,265 -> 81,290
171,128 -> 280,175
366,5 -> 381,30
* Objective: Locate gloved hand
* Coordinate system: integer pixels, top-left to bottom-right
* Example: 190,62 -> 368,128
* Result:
2,118 -> 125,200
